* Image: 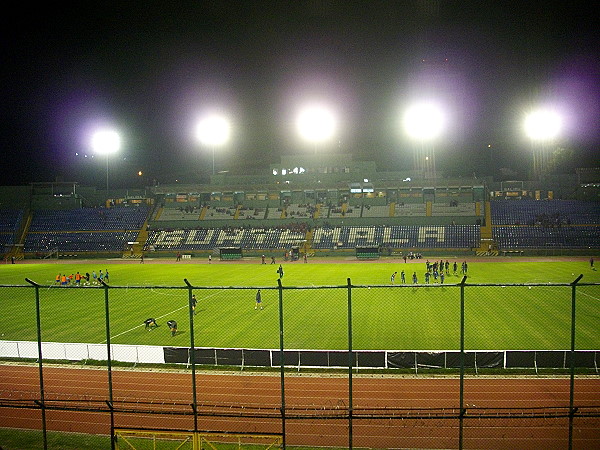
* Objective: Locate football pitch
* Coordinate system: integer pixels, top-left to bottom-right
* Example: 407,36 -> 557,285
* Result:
1,258 -> 599,351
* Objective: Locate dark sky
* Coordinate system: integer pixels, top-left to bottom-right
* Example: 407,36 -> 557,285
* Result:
1,0 -> 598,187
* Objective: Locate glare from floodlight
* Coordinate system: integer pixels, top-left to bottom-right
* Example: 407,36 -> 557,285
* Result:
296,105 -> 336,143
524,109 -> 562,141
91,129 -> 121,190
402,102 -> 445,141
196,115 -> 231,147
195,114 -> 231,175
91,129 -> 121,155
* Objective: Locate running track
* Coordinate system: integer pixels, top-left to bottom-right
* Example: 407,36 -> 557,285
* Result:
1,365 -> 599,449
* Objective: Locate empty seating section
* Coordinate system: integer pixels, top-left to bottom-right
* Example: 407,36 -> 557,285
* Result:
329,204 -> 361,218
237,206 -> 266,219
362,205 -> 390,217
493,226 -> 600,249
29,206 -> 148,231
266,206 -> 285,219
317,205 -> 330,218
491,200 -> 600,249
285,204 -> 316,219
491,200 -> 600,225
200,205 -> 237,220
0,209 -> 23,247
24,231 -> 139,252
0,209 -> 23,233
394,203 -> 426,216
431,202 -> 476,216
145,225 -> 480,251
156,208 -> 201,221
24,206 -> 148,253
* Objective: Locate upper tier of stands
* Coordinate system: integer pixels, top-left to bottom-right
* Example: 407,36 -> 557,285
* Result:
22,206 -> 149,253
490,200 -> 599,250
154,202 -> 477,221
0,209 -> 23,248
0,209 -> 23,233
491,199 -> 600,226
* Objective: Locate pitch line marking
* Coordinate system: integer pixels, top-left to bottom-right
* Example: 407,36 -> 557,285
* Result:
100,290 -> 222,343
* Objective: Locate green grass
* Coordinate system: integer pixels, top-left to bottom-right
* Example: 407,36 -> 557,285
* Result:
1,259 -> 599,351
0,428 -> 338,450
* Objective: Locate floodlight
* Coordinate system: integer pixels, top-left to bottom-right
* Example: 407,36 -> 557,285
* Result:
91,129 -> 121,190
402,102 -> 445,140
91,129 -> 121,155
524,109 -> 562,141
195,115 -> 231,146
195,114 -> 231,175
296,105 -> 336,144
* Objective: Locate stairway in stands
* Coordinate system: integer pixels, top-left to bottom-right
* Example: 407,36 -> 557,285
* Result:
476,201 -> 498,256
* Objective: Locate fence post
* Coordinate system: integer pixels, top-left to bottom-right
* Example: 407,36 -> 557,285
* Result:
459,275 -> 467,450
277,278 -> 286,449
347,278 -> 353,450
25,278 -> 47,450
568,274 -> 583,450
184,279 -> 198,433
100,280 -> 116,450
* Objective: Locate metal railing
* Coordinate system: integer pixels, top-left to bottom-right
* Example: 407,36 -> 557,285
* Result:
0,277 -> 599,449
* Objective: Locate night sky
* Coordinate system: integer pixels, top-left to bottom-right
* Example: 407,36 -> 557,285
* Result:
1,1 -> 598,187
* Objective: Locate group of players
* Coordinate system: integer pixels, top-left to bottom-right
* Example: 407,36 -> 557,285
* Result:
390,259 -> 469,285
143,294 -> 198,337
54,269 -> 110,286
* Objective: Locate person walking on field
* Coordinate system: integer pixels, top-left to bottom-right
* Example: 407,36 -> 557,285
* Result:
191,294 -> 198,314
255,289 -> 263,310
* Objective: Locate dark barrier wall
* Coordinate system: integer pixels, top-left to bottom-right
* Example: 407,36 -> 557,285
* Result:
164,347 -> 599,370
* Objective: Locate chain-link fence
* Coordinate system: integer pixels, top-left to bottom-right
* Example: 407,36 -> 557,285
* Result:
1,278 -> 599,449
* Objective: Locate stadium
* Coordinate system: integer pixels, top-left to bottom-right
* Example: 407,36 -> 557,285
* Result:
2,2 -> 600,450
1,156 -> 599,449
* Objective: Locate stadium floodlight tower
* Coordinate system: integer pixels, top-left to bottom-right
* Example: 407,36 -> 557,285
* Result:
402,101 -> 446,179
523,108 -> 562,180
296,104 -> 337,154
91,129 -> 121,191
196,114 -> 231,175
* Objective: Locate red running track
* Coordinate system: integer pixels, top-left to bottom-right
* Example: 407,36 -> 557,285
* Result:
1,364 -> 599,449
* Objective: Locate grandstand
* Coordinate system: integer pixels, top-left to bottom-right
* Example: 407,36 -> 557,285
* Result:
0,167 -> 598,261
